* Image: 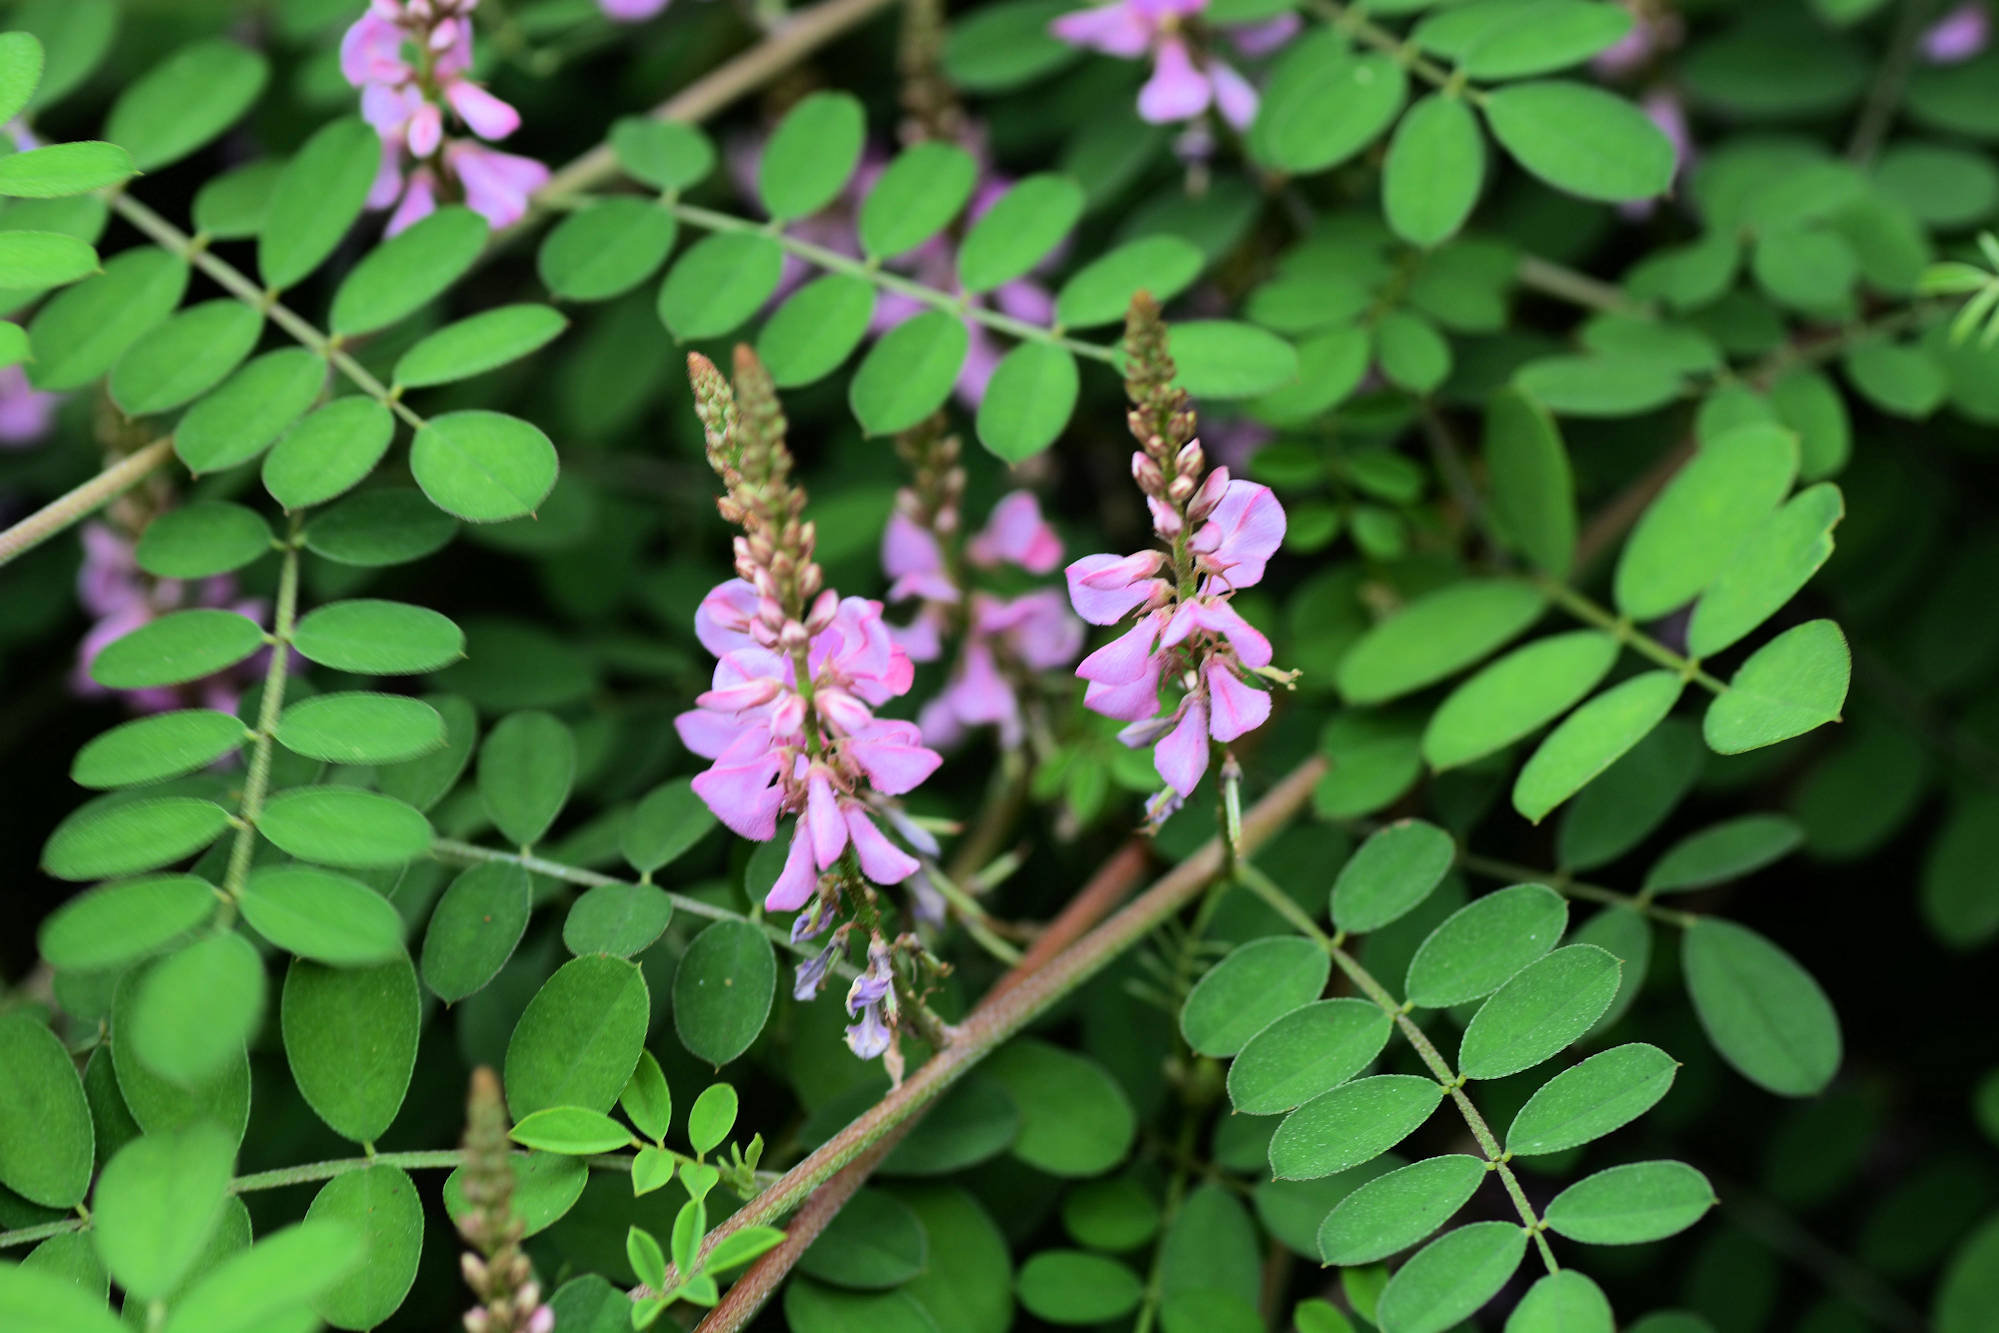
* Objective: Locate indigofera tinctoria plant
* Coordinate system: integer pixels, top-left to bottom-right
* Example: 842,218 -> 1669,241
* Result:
1,0 -> 1997,1331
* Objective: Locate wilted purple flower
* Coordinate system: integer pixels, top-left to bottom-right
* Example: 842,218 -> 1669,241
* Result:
1922,2 -> 1990,62
844,938 -> 898,1059
1049,0 -> 1287,129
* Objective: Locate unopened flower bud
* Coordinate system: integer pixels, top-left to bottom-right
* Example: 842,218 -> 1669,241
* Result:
1166,472 -> 1196,503
461,1253 -> 489,1293
1175,438 -> 1204,478
463,1311 -> 490,1333
779,618 -> 810,651
805,589 -> 839,633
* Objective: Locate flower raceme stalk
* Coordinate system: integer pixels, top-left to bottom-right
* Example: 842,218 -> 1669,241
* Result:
456,1068 -> 553,1333
1066,294 -> 1288,823
676,349 -> 943,1057
342,0 -> 549,233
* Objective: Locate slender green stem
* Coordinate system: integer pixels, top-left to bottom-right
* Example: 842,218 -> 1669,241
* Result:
917,858 -> 1024,965
1846,0 -> 1938,165
1459,851 -> 1700,929
0,438 -> 175,569
1132,1112 -> 1202,1333
1535,575 -> 1730,694
1307,0 -> 1474,100
1233,862 -> 1560,1275
219,522 -> 302,922
1514,254 -> 1649,317
0,1217 -> 86,1249
429,837 -> 858,977
668,201 -> 1121,364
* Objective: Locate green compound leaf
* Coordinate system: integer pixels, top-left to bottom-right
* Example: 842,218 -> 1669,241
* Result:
257,787 -> 432,869
421,861 -> 532,1003
510,1106 -> 636,1155
672,919 -> 776,1067
564,882 -> 672,958
1017,1250 -> 1143,1324
36,875 -> 215,972
1168,320 -> 1300,398
175,348 -> 326,474
957,173 -> 1083,293
91,1124 -> 235,1301
1682,917 -> 1841,1096
1422,630 -> 1620,771
293,599 -> 465,676
257,116 -> 380,291
1506,1270 -> 1614,1333
1336,578 -> 1546,704
1384,94 -> 1485,247
156,1220 -> 363,1333
0,31 -> 44,126
41,796 -> 231,881
1268,1074 -> 1443,1180
111,298 -> 262,417
0,1013 -> 93,1208
411,410 -> 558,523
70,709 -> 246,789
1404,882 -> 1568,1009
1055,235 -> 1204,329
1252,34 -> 1408,174
263,397 -> 396,512
507,955 -> 651,1115
656,231 -> 783,340
1483,388 -> 1577,576
1458,944 -> 1621,1080
276,692 -> 445,766
688,1081 -> 739,1155
305,488 -> 458,568
619,1051 -> 671,1143
985,1039 -> 1136,1177
758,91 -> 865,222
0,140 -> 133,197
1572,903 -> 1651,1037
1614,422 -> 1799,620
304,1165 -> 422,1330
128,933 -> 266,1085
977,341 -> 1078,463
1643,813 -> 1802,894
610,116 -> 715,191
1506,1042 -> 1680,1156
105,38 -> 266,171
134,502 -> 272,580
1482,80 -> 1675,202
1227,999 -> 1393,1116
850,310 -> 968,436
1687,485 -> 1839,663
1180,936 -> 1331,1058
89,607 -> 264,690
757,273 -> 876,388
0,229 -> 96,287
1330,818 -> 1455,935
538,198 -> 676,302
478,710 -> 577,847
797,1188 -> 928,1291
0,1259 -> 125,1333
239,865 -> 405,965
27,246 -> 186,391
332,205 -> 488,335
1544,1160 -> 1716,1245
1376,309 -> 1452,393
620,779 -> 716,875
859,141 -> 976,259
1459,3 -> 1633,78
1513,670 -> 1685,823
1317,1155 -> 1486,1266
1376,1222 -> 1526,1333
1557,719 -> 1704,871
282,956 -> 420,1143
1703,618 -> 1851,754
394,304 -> 568,388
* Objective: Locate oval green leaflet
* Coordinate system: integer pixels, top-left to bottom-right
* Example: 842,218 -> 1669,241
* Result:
104,38 -> 267,171
1316,1155 -> 1486,1266
478,709 -> 577,847
1457,943 -> 1622,1080
673,919 -> 777,1067
239,864 -> 406,965
1268,1074 -> 1443,1180
257,787 -> 433,868
1226,999 -> 1394,1116
1507,1271 -> 1615,1333
1506,1042 -> 1680,1156
257,116 -> 379,291
510,1106 -> 637,1155
620,778 -> 716,875
0,1012 -> 94,1208
1251,34 -> 1409,174
1375,1222 -> 1528,1333
859,141 -> 977,259
0,140 -> 134,197
1017,1250 -> 1143,1324
757,273 -> 876,388
1513,671 -> 1686,824
70,709 -> 247,789
1482,80 -> 1675,203
1422,631 -> 1620,771
88,607 -> 265,691
412,410 -> 559,523
90,1124 -> 237,1301
41,796 -> 232,882
1642,813 -> 1802,894
36,875 -> 217,972
1330,818 -> 1456,935
275,691 -> 446,766
134,502 -> 273,579
1383,93 -> 1485,248
956,173 -> 1083,293
1055,235 -> 1205,329
127,933 -> 267,1085
1404,882 -> 1568,1009
27,245 -> 187,391
263,396 -> 397,512
977,342 -> 1078,463
1180,936 -> 1330,1057
849,311 -> 968,436
421,861 -> 533,1003
758,91 -> 865,221
506,954 -> 651,1116
984,1039 -> 1136,1178
656,231 -> 783,340
394,303 -> 568,388
1703,618 -> 1850,754
332,204 -> 489,335
538,197 -> 676,302
304,1164 -> 423,1329
1681,917 -> 1841,1096
1169,320 -> 1301,398
0,229 -> 96,287
1337,578 -> 1546,704
175,347 -> 327,474
610,116 -> 715,191
282,956 -> 422,1143
1544,1160 -> 1716,1245
292,599 -> 465,676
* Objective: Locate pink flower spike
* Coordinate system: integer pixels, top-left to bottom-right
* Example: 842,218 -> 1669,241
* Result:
1209,60 -> 1259,130
368,135 -> 406,209
1050,2 -> 1153,58
407,100 -> 443,159
1066,551 -> 1168,625
447,80 -> 522,141
1206,661 -> 1270,742
1155,697 -> 1211,795
449,143 -> 550,230
385,169 -> 438,236
691,747 -> 786,840
969,491 -> 1063,573
1923,2 -> 1990,62
340,11 -> 404,87
1083,659 -> 1164,721
846,806 -> 921,885
696,580 -> 762,656
601,0 -> 675,19
1138,38 -> 1213,124
1194,480 -> 1285,587
806,768 -> 849,868
882,512 -> 945,582
1227,13 -> 1300,58
1077,613 -> 1163,685
766,822 -> 819,911
846,719 -> 944,795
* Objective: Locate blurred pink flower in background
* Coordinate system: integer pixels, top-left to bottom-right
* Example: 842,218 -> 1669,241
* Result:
1048,0 -> 1297,128
0,362 -> 59,448
1922,2 -> 1990,62
600,0 -> 672,18
1592,0 -> 1684,77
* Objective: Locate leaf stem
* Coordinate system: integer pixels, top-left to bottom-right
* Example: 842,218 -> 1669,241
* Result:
218,519 -> 302,924
0,437 -> 174,569
1534,574 -> 1729,695
1457,850 -> 1700,930
1307,0 -> 1475,102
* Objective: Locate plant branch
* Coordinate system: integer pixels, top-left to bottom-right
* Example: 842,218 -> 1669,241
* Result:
1846,0 -> 1939,166
218,521 -> 302,924
1458,851 -> 1699,929
1535,575 -> 1729,695
1307,0 -> 1472,100
1514,255 -> 1648,317
0,438 -> 175,569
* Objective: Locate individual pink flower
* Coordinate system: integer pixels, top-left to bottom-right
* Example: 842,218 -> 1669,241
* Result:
0,362 -> 59,447
600,0 -> 673,20
1591,0 -> 1684,77
1050,0 -> 1284,130
1922,2 -> 1990,62
1619,89 -> 1692,221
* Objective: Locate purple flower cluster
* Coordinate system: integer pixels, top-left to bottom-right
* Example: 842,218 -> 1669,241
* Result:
341,0 -> 548,233
1048,0 -> 1298,131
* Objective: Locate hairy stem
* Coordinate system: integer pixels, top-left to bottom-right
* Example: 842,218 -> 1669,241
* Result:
0,438 -> 174,569
1458,851 -> 1700,929
219,521 -> 302,923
